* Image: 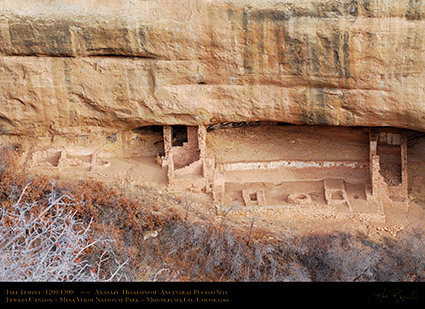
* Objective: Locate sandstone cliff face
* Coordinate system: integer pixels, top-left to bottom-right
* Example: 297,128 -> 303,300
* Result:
0,0 -> 425,138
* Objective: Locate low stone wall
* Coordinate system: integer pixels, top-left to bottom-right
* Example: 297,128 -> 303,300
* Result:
221,160 -> 369,171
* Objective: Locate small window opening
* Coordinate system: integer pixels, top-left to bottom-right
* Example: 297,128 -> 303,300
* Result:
171,125 -> 188,147
249,193 -> 258,202
331,191 -> 344,200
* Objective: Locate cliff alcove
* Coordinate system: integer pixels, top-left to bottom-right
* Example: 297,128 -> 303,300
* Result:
1,0 -> 425,235
14,121 -> 425,235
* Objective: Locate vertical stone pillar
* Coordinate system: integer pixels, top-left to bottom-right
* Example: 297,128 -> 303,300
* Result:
197,125 -> 207,159
369,128 -> 408,212
162,125 -> 174,179
369,128 -> 379,198
163,125 -> 172,158
370,155 -> 380,199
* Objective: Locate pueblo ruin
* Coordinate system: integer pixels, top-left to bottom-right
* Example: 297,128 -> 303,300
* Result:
159,123 -> 409,223
1,0 -> 425,228
19,122 -> 417,225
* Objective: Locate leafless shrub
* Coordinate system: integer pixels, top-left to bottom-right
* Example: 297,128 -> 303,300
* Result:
0,184 -> 128,281
377,225 -> 425,281
299,233 -> 383,282
149,222 -> 311,282
150,221 -> 423,282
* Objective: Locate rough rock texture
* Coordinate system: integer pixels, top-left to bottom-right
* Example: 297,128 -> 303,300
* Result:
1,0 -> 425,138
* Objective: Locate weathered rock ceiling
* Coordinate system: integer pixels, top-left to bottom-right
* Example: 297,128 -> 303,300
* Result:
1,0 -> 424,136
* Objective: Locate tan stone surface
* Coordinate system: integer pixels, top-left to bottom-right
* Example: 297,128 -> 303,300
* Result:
0,0 -> 425,139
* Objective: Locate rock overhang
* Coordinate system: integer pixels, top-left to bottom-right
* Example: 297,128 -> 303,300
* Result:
0,0 -> 425,136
